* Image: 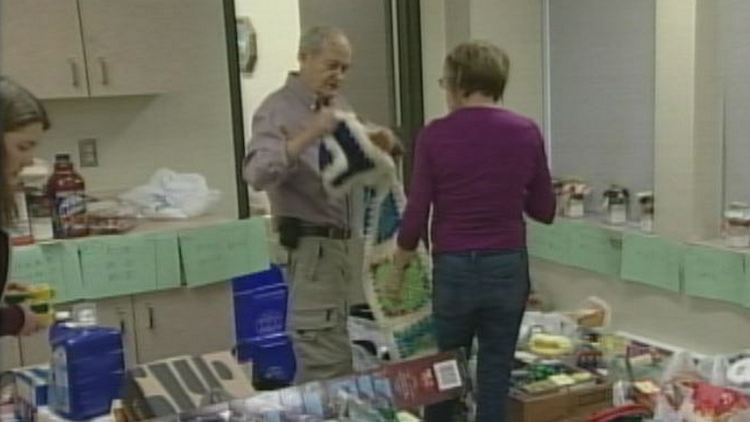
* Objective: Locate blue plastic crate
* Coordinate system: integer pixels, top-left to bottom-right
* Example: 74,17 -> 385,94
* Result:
249,334 -> 297,386
232,265 -> 291,364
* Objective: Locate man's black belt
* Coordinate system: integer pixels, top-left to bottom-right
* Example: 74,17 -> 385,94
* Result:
277,217 -> 350,249
297,223 -> 351,240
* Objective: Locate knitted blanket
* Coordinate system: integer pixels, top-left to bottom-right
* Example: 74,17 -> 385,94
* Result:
321,112 -> 436,360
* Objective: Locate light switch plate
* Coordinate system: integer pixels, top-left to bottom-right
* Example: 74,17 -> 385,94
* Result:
78,138 -> 98,167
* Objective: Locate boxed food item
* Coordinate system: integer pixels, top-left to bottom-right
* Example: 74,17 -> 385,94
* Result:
508,382 -> 612,422
508,360 -> 612,422
380,350 -> 467,410
85,200 -> 138,235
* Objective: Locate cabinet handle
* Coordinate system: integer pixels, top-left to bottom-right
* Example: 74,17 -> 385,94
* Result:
98,57 -> 110,86
148,306 -> 155,330
68,59 -> 80,88
119,319 -> 126,334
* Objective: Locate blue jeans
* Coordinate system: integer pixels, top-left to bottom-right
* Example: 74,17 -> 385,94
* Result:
425,249 -> 530,422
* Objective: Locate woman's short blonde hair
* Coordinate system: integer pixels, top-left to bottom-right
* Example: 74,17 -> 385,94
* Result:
444,41 -> 510,101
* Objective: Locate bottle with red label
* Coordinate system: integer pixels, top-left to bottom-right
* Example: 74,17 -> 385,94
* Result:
46,154 -> 88,238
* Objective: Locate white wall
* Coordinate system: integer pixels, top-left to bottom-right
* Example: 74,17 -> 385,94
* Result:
235,0 -> 300,135
420,0 -> 544,125
234,0 -> 300,212
420,0 -> 448,123
470,0 -> 544,125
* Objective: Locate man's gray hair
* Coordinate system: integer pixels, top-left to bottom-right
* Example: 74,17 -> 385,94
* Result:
299,26 -> 347,56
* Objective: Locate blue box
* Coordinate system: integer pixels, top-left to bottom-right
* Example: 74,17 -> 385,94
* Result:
249,334 -> 297,386
233,265 -> 290,363
232,265 -> 285,293
235,284 -> 288,340
13,365 -> 49,421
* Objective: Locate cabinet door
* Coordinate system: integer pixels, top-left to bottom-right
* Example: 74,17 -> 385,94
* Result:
97,296 -> 139,368
0,0 -> 89,99
18,297 -> 138,368
0,337 -> 21,371
18,327 -> 50,367
77,0 -> 225,97
133,283 -> 234,363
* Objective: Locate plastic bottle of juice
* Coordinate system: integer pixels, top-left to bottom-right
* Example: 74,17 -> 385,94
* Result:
46,154 -> 87,238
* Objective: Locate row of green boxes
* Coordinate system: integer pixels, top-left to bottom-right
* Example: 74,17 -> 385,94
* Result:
527,218 -> 750,309
10,218 -> 270,303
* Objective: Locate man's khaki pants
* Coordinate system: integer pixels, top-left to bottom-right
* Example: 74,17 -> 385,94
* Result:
288,237 -> 355,383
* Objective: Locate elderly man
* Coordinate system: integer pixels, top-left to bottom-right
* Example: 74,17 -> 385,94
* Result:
243,26 -> 396,382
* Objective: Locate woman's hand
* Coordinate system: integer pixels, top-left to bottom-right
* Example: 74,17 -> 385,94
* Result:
383,267 -> 405,304
393,247 -> 415,270
6,283 -> 28,292
384,248 -> 416,304
19,306 -> 47,336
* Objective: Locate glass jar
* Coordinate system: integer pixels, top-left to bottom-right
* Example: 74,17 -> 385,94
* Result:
724,202 -> 750,248
637,192 -> 654,233
563,179 -> 589,218
602,185 -> 630,225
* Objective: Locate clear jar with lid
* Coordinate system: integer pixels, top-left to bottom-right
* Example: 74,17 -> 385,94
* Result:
637,191 -> 654,233
552,178 -> 566,216
602,185 -> 630,225
562,178 -> 590,218
724,202 -> 750,248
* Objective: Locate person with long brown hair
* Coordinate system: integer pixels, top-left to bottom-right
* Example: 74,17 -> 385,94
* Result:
0,76 -> 50,336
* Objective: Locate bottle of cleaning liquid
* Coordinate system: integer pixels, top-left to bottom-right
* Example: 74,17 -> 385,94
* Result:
49,304 -> 125,421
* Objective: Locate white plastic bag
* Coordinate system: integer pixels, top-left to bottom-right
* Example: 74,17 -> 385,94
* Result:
730,410 -> 750,422
652,395 -> 683,422
518,311 -> 578,346
120,169 -> 221,219
696,354 -> 730,386
661,351 -> 701,384
612,380 -> 631,406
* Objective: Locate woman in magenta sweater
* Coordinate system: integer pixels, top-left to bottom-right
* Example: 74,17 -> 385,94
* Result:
393,42 -> 555,421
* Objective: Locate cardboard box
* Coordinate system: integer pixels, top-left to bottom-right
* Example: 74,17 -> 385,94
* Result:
169,351 -> 467,421
123,351 -> 254,420
12,365 -> 49,421
380,351 -> 468,409
508,381 -> 613,422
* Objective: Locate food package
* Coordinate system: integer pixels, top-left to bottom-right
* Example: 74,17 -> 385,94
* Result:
86,199 -> 138,235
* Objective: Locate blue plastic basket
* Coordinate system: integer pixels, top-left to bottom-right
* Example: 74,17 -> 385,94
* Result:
232,265 -> 290,363
248,333 -> 297,386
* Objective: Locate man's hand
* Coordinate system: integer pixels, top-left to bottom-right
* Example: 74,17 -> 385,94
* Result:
383,248 -> 416,305
368,128 -> 403,157
286,107 -> 339,160
309,107 -> 339,139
